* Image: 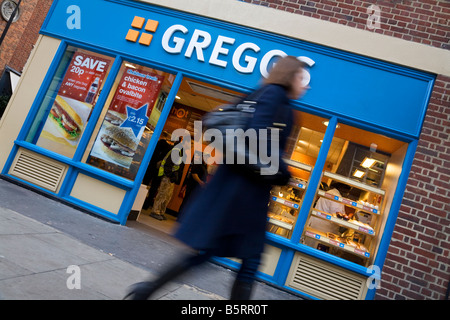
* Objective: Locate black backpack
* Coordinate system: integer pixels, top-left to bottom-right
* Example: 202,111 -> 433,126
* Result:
201,90 -> 290,185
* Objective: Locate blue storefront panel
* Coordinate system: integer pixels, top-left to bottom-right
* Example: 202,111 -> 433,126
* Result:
41,0 -> 434,138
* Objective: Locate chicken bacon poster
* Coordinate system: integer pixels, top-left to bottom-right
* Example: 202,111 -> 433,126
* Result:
36,51 -> 112,157
89,67 -> 164,168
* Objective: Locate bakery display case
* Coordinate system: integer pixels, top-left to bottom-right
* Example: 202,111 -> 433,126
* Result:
267,159 -> 312,239
301,171 -> 385,266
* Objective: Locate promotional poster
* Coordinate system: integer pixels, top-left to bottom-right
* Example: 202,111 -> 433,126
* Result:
36,51 -> 112,157
88,67 -> 165,169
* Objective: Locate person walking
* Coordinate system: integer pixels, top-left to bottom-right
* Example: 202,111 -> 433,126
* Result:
124,56 -> 308,300
177,151 -> 208,219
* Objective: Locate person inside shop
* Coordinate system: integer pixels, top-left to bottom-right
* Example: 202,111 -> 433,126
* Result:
142,131 -> 173,211
177,151 -> 208,220
149,137 -> 187,221
124,56 -> 308,300
306,182 -> 352,252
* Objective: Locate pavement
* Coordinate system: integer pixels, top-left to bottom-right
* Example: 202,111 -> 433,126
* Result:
0,177 -> 301,300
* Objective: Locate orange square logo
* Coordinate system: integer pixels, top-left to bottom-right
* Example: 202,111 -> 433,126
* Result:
139,33 -> 153,46
145,19 -> 159,32
131,16 -> 145,29
126,29 -> 140,42
126,16 -> 159,46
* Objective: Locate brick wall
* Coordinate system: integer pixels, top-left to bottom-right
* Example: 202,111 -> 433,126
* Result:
241,0 -> 449,49
0,0 -> 52,75
379,74 -> 450,299
240,0 -> 450,299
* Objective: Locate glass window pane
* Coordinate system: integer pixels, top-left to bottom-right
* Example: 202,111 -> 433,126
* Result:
138,77 -> 245,220
29,46 -> 114,158
267,111 -> 328,239
302,122 -> 407,266
83,61 -> 176,181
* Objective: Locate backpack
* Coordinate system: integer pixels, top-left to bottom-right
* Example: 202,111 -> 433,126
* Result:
201,89 -> 290,185
158,147 -> 183,183
202,100 -> 257,142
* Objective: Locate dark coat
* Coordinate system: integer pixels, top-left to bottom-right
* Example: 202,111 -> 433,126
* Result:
174,84 -> 293,258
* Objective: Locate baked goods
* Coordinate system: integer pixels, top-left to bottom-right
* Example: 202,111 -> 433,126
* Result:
100,126 -> 139,167
327,232 -> 338,240
336,212 -> 350,221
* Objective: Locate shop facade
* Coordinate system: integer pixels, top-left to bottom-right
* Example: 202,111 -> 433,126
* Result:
0,0 -> 447,300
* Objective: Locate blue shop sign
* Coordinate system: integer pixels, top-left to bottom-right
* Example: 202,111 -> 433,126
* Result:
41,0 -> 434,138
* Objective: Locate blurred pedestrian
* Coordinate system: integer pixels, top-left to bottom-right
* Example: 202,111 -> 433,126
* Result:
124,56 -> 308,300
177,151 -> 208,220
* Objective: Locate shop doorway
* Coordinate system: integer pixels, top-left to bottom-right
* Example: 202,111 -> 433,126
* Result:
134,78 -> 243,233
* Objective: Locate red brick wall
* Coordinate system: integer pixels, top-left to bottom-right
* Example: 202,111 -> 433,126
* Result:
0,0 -> 52,75
240,0 -> 450,300
241,0 -> 449,49
379,74 -> 450,299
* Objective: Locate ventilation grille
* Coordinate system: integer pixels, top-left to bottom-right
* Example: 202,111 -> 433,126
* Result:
9,149 -> 66,192
287,253 -> 366,300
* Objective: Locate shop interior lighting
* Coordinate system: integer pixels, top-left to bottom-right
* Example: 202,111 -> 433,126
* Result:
353,169 -> 365,178
175,95 -> 181,100
361,157 -> 376,168
125,63 -> 136,69
322,120 -> 340,128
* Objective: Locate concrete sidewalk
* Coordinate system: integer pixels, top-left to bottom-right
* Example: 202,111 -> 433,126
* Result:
0,178 -> 300,300
0,207 -> 223,300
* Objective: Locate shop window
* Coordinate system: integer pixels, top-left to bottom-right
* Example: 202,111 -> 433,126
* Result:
302,122 -> 407,266
26,46 -> 114,158
82,61 -> 176,180
156,78 -> 244,215
136,77 -> 245,225
266,111 -> 329,239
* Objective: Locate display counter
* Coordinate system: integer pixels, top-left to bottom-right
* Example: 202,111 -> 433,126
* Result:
302,171 -> 385,267
267,159 -> 312,239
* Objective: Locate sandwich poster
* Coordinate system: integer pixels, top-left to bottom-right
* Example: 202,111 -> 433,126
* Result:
36,51 -> 112,158
88,67 -> 164,169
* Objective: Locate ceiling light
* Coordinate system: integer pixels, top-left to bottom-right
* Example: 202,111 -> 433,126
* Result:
361,157 -> 376,168
322,120 -> 340,128
125,63 -> 136,69
175,95 -> 181,100
353,169 -> 365,178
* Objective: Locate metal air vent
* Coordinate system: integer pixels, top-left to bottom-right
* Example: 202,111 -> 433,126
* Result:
286,253 -> 367,300
9,149 -> 67,192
